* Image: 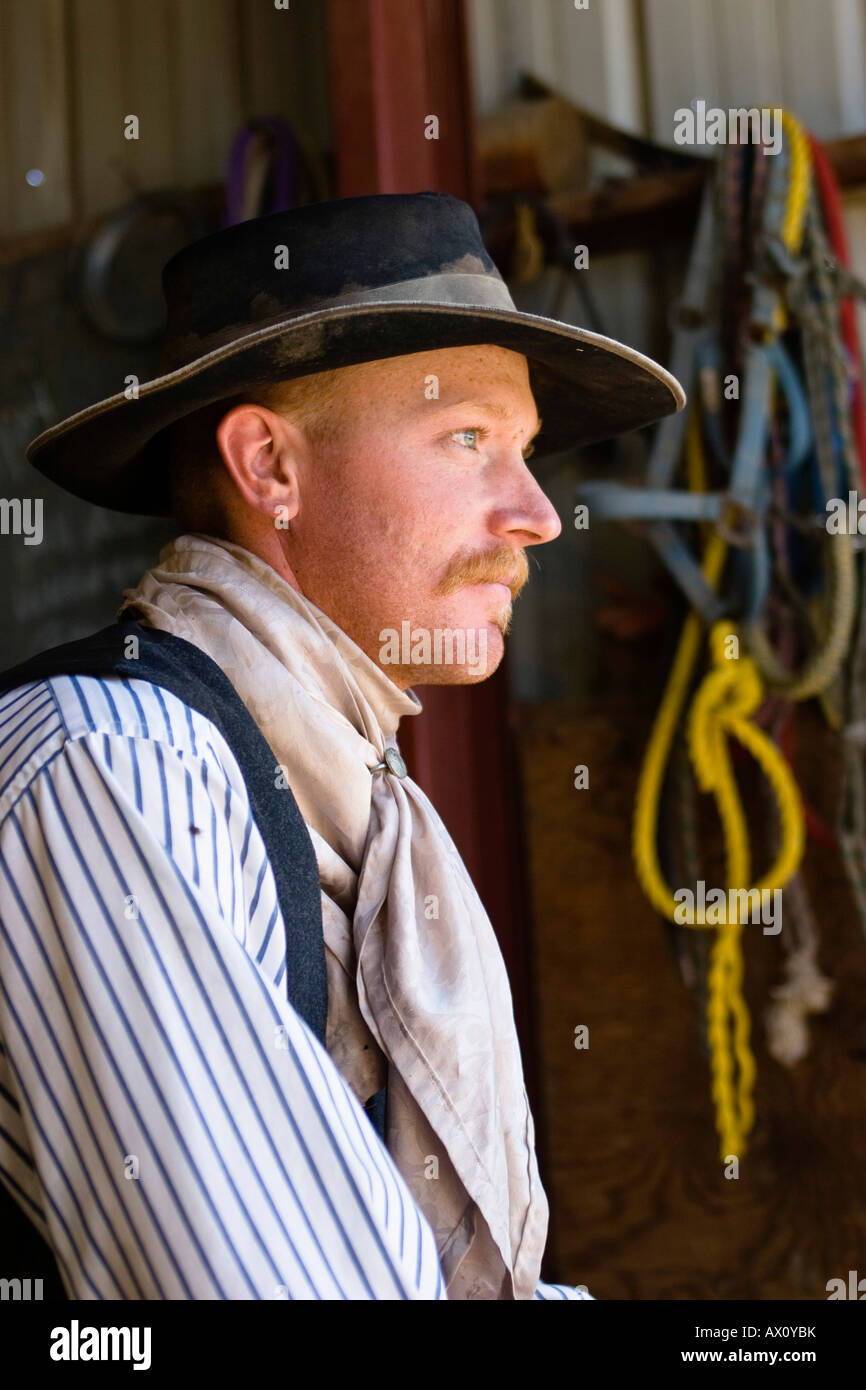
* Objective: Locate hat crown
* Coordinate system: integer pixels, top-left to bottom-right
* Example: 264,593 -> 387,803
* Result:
26,191 -> 685,516
160,191 -> 504,372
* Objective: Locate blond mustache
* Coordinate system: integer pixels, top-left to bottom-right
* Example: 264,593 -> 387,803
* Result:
436,547 -> 529,600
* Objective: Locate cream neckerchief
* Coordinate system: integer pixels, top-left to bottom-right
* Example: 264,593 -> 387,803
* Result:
120,532 -> 549,1299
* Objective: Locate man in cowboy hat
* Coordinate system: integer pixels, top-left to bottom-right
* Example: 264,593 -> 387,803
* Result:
0,192 -> 683,1300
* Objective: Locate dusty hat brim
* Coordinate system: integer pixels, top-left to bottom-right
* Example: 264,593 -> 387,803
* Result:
26,297 -> 685,516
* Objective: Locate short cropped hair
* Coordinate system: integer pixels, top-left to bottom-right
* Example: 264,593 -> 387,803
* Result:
165,366 -> 355,530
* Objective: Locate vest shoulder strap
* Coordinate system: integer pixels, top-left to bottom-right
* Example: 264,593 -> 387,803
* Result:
0,618 -> 328,1043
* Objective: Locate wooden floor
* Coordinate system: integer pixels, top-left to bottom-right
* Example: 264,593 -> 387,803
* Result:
515,694 -> 866,1301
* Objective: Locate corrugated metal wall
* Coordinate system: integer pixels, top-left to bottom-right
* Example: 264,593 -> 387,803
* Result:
469,0 -> 644,130
644,0 -> 866,144
468,0 -> 866,143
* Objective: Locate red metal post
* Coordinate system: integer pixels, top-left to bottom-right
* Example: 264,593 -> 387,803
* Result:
324,0 -> 539,1081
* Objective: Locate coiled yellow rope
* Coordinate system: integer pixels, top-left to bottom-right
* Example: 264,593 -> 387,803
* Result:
632,114 -> 812,1161
688,625 -> 806,905
688,621 -> 805,1154
633,416 -> 806,1162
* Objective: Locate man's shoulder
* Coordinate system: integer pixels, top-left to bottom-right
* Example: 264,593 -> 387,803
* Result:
0,670 -> 242,824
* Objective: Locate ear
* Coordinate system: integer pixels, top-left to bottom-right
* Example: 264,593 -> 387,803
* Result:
215,402 -> 308,526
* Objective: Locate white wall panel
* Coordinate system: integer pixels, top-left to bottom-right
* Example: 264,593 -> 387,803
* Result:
599,0 -> 645,133
469,0 -> 866,146
714,0 -> 784,115
833,0 -> 866,133
468,0 -> 645,132
467,0 -> 508,119
776,0 -> 844,138
643,0 -> 721,149
643,0 -> 866,148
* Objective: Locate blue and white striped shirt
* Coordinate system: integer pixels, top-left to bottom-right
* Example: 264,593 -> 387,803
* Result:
0,672 -> 592,1300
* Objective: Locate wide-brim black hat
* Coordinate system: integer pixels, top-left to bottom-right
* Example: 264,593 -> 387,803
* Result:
26,191 -> 686,516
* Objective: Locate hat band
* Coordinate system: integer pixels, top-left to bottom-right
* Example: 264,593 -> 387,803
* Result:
161,272 -> 520,373
307,271 -> 517,312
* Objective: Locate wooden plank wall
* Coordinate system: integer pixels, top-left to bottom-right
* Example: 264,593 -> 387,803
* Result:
0,0 -> 73,236
0,0 -> 332,673
0,0 -> 331,244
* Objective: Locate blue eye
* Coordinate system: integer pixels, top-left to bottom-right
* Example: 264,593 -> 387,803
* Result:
452,426 -> 489,450
449,425 -> 535,459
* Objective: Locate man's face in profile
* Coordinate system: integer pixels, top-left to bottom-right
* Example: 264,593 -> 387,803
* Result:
283,343 -> 562,687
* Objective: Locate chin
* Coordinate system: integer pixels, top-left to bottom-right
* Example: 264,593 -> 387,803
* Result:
415,658 -> 503,686
419,622 -> 505,684
380,595 -> 511,686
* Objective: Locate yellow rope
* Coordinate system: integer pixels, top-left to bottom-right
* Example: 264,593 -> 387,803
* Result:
632,413 -> 726,926
773,109 -> 811,331
632,114 -> 812,1162
688,626 -> 806,901
688,622 -> 805,1154
633,418 -> 806,1161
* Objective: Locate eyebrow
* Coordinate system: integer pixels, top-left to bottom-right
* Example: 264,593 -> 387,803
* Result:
435,399 -> 543,442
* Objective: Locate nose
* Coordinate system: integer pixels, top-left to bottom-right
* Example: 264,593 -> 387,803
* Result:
488,461 -> 562,547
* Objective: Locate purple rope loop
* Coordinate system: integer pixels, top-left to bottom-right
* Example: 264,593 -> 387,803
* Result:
223,115 -> 301,227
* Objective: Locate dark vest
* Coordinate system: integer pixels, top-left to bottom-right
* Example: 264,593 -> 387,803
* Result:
0,619 -> 386,1297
